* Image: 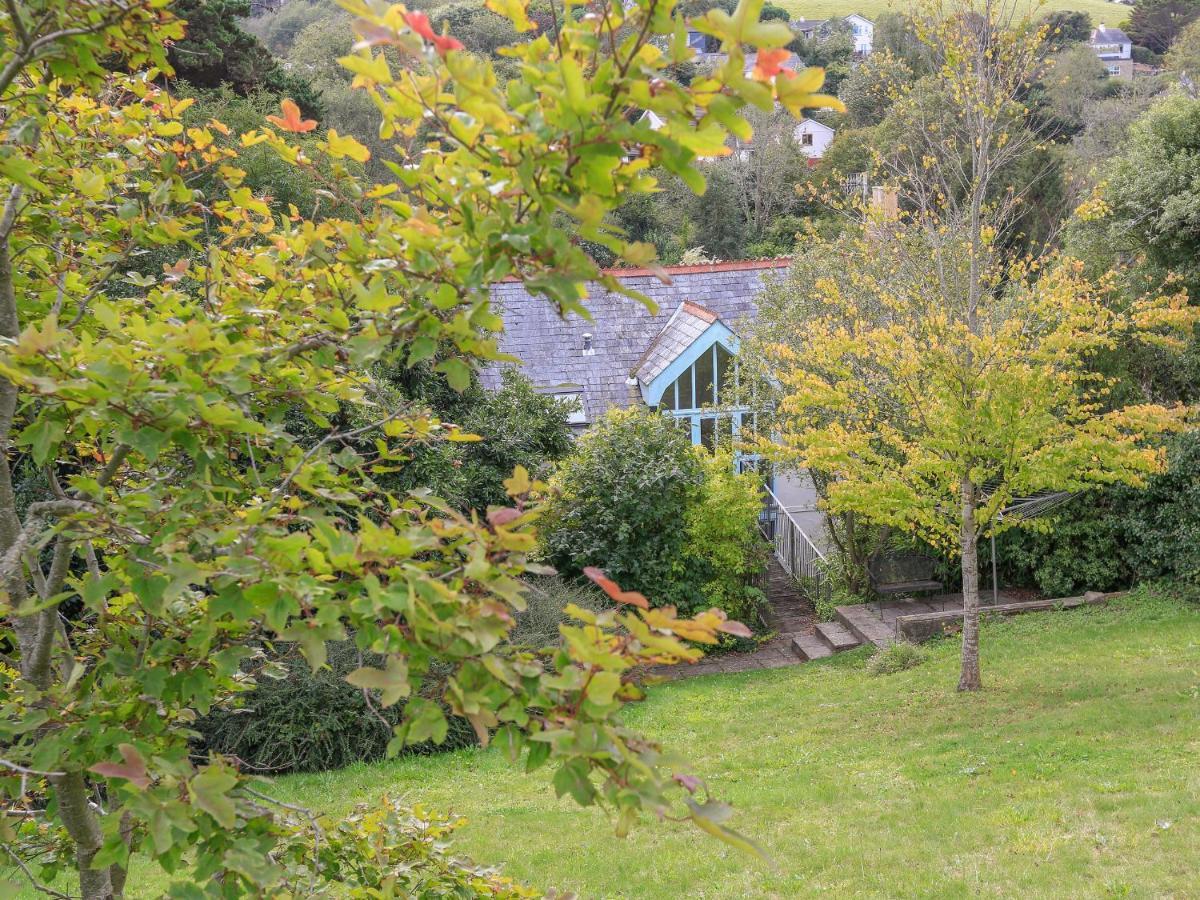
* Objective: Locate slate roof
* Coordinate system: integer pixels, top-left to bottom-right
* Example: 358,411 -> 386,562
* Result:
633,301 -> 720,386
1091,25 -> 1131,45
481,260 -> 790,423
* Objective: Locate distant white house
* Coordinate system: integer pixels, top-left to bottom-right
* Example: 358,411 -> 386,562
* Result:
793,118 -> 835,164
789,14 -> 874,56
845,14 -> 874,57
1089,23 -> 1133,79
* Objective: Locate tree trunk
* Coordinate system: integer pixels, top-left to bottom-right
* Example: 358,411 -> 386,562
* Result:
958,477 -> 982,691
51,771 -> 114,900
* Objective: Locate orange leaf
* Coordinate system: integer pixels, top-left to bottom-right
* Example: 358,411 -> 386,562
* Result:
583,567 -> 650,609
266,99 -> 317,134
752,48 -> 791,81
404,11 -> 464,56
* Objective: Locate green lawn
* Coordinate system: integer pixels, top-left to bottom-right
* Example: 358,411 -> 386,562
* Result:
777,0 -> 1131,27
10,590 -> 1199,897
260,589 -> 1200,898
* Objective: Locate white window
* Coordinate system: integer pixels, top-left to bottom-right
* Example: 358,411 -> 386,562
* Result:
1107,63 -> 1121,76
552,391 -> 587,425
801,132 -> 814,146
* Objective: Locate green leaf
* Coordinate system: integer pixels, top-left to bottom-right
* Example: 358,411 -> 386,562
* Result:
587,670 -> 621,705
18,418 -> 64,465
345,656 -> 411,707
188,765 -> 239,829
400,697 -> 449,746
435,357 -> 473,391
552,759 -> 596,807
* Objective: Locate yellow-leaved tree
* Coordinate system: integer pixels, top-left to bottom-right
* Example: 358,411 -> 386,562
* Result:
751,0 -> 1198,691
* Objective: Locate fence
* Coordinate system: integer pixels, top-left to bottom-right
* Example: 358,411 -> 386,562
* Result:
761,485 -> 833,608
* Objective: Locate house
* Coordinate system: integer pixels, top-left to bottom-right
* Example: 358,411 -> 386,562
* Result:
481,259 -> 822,527
789,14 -> 874,56
845,13 -> 874,57
793,118 -> 835,165
1089,23 -> 1133,79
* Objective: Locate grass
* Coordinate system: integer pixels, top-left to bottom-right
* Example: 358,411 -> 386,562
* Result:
10,589 -> 1200,897
775,0 -> 1132,28
265,589 -> 1200,898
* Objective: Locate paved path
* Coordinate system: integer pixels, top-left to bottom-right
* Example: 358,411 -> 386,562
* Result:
652,558 -> 816,680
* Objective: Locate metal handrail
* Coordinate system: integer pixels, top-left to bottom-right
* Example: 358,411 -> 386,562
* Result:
761,484 -> 832,607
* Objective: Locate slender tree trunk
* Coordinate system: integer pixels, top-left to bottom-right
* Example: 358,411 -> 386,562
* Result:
50,771 -> 114,899
958,476 -> 982,691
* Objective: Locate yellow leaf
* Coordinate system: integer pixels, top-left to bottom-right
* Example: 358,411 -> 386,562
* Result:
326,129 -> 371,163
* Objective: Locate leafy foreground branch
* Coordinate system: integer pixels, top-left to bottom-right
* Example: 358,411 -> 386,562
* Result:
0,0 -> 839,895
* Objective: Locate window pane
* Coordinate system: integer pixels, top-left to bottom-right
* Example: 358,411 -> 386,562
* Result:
715,344 -> 733,404
695,347 -> 715,407
700,416 -> 715,450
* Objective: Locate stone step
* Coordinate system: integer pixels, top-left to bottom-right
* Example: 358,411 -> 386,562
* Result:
791,633 -> 833,661
815,620 -> 861,652
835,604 -> 896,649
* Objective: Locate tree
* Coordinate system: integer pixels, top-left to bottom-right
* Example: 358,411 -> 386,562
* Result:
1164,17 -> 1200,78
0,0 -> 839,895
753,0 -> 1197,692
839,50 -> 914,126
168,0 -> 326,118
1068,94 -> 1200,300
1040,9 -> 1093,50
1126,0 -> 1200,55
719,107 -> 810,246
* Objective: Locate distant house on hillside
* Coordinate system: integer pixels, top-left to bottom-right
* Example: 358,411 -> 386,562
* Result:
1089,23 -> 1133,78
794,118 -> 835,164
789,14 -> 874,56
481,260 -> 822,524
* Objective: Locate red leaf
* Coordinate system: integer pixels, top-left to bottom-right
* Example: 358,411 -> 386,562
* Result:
583,567 -> 650,609
717,618 -> 752,638
404,11 -> 437,40
89,744 -> 150,789
266,99 -> 317,134
404,11 -> 464,57
752,48 -> 791,81
487,506 -> 521,527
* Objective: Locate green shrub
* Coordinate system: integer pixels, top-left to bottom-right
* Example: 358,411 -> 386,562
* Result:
196,641 -> 476,773
196,578 -> 602,773
510,575 -> 611,647
996,430 -> 1200,594
866,641 -> 927,676
541,407 -> 706,608
683,449 -> 770,621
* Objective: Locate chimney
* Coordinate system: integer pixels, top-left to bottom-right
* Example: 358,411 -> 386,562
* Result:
582,332 -> 595,356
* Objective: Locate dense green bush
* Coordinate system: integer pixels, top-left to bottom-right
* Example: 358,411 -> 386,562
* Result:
996,431 -> 1200,594
685,450 -> 769,621
196,641 -> 476,773
197,578 -> 606,772
542,407 -> 705,607
541,408 -> 767,621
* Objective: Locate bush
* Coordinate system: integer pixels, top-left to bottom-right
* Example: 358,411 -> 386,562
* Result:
196,641 -> 476,773
510,575 -> 611,647
866,641 -> 927,676
196,578 -> 604,773
541,409 -> 769,624
996,430 -> 1200,594
541,407 -> 706,608
684,450 -> 769,621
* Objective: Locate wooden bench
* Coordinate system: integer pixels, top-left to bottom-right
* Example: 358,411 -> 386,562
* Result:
869,553 -> 943,596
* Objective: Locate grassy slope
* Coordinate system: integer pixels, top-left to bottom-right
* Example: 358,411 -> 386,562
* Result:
778,0 -> 1130,27
270,591 -> 1200,899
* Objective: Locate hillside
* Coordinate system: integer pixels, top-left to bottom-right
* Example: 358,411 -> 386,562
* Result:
776,0 -> 1130,26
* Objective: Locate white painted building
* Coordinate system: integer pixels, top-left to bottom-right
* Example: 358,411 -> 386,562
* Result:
845,13 -> 874,57
793,118 -> 836,163
1090,24 -> 1133,79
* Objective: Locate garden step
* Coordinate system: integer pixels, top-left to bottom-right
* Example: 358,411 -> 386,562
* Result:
791,634 -> 833,661
835,604 -> 897,649
815,620 -> 862,652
